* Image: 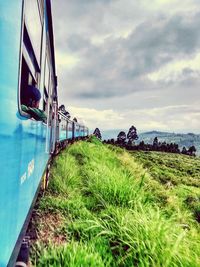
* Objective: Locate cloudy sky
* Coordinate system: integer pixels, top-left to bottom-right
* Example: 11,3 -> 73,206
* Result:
52,0 -> 200,134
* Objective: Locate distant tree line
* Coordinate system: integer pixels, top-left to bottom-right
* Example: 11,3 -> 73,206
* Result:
100,126 -> 197,157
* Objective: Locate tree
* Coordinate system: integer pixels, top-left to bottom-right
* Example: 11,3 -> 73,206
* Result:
172,143 -> 180,153
127,125 -> 138,145
93,128 -> 102,140
110,138 -> 115,144
117,131 -> 126,145
160,141 -> 167,152
188,146 -> 196,156
181,147 -> 187,155
153,137 -> 158,150
138,141 -> 145,150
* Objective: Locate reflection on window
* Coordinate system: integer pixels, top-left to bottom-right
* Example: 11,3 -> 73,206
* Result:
61,118 -> 66,130
20,57 -> 37,106
37,0 -> 44,23
44,57 -> 49,90
25,0 -> 42,65
43,87 -> 48,112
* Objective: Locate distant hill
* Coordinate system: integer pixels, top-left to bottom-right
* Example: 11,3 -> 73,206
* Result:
102,130 -> 200,155
138,131 -> 200,155
102,129 -> 123,140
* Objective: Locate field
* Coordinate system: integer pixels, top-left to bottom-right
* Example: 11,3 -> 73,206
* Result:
30,137 -> 200,266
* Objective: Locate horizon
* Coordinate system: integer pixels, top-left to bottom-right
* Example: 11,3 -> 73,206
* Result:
97,128 -> 200,135
97,127 -> 200,140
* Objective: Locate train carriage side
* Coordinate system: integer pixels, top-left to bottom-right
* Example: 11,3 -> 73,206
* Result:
0,1 -> 57,266
57,112 -> 75,146
57,113 -> 89,146
58,112 -> 68,142
67,120 -> 74,140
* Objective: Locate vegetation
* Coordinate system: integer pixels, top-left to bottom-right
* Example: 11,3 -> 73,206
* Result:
93,128 -> 102,140
30,137 -> 200,266
138,131 -> 200,156
127,125 -> 138,145
104,127 -> 197,156
117,131 -> 126,144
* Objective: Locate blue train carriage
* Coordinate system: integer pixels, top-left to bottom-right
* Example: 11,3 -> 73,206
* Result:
74,122 -> 88,139
57,112 -> 89,150
57,111 -> 74,149
81,125 -> 89,138
0,0 -> 57,266
73,120 -> 89,140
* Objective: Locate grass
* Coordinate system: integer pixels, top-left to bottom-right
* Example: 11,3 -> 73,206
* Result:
130,151 -> 200,221
30,137 -> 200,266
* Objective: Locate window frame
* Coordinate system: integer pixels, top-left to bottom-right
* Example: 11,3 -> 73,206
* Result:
24,0 -> 43,67
18,0 -> 44,120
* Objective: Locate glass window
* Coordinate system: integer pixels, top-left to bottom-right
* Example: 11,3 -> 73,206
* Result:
49,104 -> 52,126
44,56 -> 50,90
43,87 -> 48,113
68,122 -> 72,131
20,57 -> 37,105
37,0 -> 44,24
25,0 -> 42,65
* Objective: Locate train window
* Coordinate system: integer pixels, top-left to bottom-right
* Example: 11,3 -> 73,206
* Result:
24,0 -> 42,66
37,0 -> 44,24
19,12 -> 42,119
20,57 -> 37,107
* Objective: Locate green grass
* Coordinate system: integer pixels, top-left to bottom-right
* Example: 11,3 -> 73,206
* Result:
130,151 -> 200,221
30,137 -> 200,266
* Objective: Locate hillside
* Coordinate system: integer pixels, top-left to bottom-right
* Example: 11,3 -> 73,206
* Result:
102,130 -> 200,155
30,138 -> 200,266
138,131 -> 200,155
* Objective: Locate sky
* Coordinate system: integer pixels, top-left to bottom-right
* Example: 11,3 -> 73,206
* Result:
52,0 -> 200,134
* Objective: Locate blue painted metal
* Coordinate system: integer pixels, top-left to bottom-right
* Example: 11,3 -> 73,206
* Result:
0,1 -> 89,266
68,131 -> 73,139
58,114 -> 74,141
0,2 -> 49,266
59,130 -> 67,141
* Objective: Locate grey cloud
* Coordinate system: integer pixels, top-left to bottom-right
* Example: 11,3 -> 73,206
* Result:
123,14 -> 200,77
52,1 -> 200,133
66,34 -> 92,52
57,12 -> 200,100
52,0 -> 147,51
131,14 -> 200,54
181,68 -> 199,79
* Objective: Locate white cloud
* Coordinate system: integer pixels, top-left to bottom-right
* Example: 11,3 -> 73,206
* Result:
55,51 -> 80,69
141,0 -> 198,16
67,104 -> 200,133
68,106 -> 124,130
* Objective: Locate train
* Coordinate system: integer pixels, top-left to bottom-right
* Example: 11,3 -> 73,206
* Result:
0,1 -> 89,266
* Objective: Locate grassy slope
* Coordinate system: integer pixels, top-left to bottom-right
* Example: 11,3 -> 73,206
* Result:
30,137 -> 200,267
